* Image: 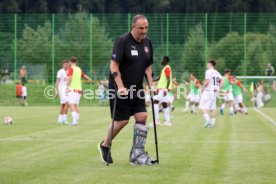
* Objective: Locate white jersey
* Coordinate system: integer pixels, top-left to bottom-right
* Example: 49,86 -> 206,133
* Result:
57,69 -> 68,90
22,86 -> 27,96
205,69 -> 222,91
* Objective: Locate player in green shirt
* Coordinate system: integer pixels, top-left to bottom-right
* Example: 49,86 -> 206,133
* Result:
67,57 -> 92,126
184,73 -> 201,114
232,76 -> 248,114
151,56 -> 173,127
220,69 -> 235,116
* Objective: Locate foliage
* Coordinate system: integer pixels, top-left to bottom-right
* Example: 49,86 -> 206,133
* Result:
181,24 -> 205,80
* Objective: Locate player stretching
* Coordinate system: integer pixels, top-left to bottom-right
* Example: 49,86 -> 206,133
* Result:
232,76 -> 248,114
220,69 -> 235,116
56,60 -> 69,124
67,57 -> 92,126
199,59 -> 223,128
152,56 -> 173,126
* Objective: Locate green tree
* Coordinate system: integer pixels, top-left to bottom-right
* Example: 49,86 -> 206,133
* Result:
181,24 -> 205,80
17,13 -> 113,82
17,21 -> 52,65
55,13 -> 113,79
209,32 -> 243,75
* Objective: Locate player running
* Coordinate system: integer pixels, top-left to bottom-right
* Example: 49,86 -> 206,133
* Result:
220,69 -> 235,116
232,76 -> 248,114
67,57 -> 92,126
199,59 -> 223,128
55,60 -> 69,124
151,56 -> 173,126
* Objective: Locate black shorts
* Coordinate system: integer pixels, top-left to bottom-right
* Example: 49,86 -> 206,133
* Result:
109,96 -> 146,121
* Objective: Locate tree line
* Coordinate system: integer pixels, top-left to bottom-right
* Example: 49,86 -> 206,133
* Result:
0,0 -> 276,14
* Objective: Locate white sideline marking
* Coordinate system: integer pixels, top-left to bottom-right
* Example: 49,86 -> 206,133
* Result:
0,138 -> 275,144
254,108 -> 276,126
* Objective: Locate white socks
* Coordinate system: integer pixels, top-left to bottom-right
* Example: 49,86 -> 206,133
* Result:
210,118 -> 216,127
62,114 -> 67,121
230,107 -> 234,114
163,107 -> 170,123
58,114 -> 63,122
192,104 -> 196,113
154,104 -> 160,122
203,113 -> 210,123
185,101 -> 190,110
71,111 -> 78,124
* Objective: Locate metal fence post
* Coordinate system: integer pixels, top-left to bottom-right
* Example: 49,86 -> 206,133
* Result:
14,14 -> 17,81
205,13 -> 208,64
244,12 -> 247,85
90,14 -> 93,79
166,13 -> 169,56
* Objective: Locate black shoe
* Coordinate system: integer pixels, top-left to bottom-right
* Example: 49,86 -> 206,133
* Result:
98,141 -> 113,164
171,106 -> 175,112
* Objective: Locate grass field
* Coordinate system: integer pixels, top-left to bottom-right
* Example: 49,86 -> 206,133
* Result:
0,106 -> 276,184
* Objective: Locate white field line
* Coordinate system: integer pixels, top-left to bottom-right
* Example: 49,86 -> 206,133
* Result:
0,138 -> 275,144
254,108 -> 276,126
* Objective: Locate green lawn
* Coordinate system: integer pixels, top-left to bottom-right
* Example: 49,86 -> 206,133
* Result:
0,106 -> 275,184
1,84 -> 276,107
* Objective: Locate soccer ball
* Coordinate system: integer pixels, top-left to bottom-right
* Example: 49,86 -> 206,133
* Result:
3,116 -> 13,125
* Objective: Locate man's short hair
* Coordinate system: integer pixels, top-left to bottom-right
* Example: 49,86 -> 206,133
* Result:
163,56 -> 170,63
224,68 -> 231,74
62,60 -> 68,64
132,14 -> 147,26
190,73 -> 195,77
208,59 -> 216,67
70,57 -> 77,63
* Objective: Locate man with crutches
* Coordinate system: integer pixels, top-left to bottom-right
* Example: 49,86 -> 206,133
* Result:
98,14 -> 158,165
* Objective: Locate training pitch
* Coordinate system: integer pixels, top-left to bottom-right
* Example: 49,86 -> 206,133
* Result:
0,106 -> 276,184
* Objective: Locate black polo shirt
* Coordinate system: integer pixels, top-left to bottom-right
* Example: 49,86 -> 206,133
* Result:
109,32 -> 153,93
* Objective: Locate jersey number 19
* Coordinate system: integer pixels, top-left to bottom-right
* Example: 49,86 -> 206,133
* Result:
212,77 -> 220,86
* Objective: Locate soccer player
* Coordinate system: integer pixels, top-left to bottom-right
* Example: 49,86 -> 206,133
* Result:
232,76 -> 248,114
199,59 -> 223,128
169,77 -> 178,112
220,69 -> 235,116
151,56 -> 173,126
21,83 -> 28,106
188,73 -> 201,114
98,14 -> 156,165
20,66 -> 27,84
55,60 -> 69,124
67,57 -> 92,126
183,79 -> 191,112
16,82 -> 23,105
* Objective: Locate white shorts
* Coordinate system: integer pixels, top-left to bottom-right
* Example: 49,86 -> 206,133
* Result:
234,94 -> 243,104
223,92 -> 234,101
199,91 -> 217,111
153,89 -> 170,103
186,93 -> 192,100
190,94 -> 200,103
59,89 -> 68,104
168,94 -> 174,104
68,91 -> 82,105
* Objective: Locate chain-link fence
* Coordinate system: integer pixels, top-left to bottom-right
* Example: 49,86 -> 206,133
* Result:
0,13 -> 275,105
